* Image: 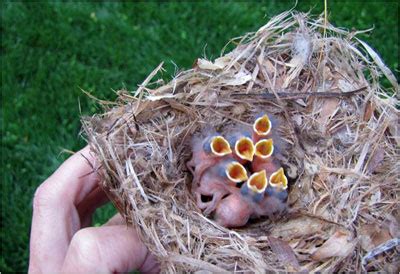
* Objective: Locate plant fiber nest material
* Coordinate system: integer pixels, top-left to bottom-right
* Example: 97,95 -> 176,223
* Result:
82,11 -> 399,272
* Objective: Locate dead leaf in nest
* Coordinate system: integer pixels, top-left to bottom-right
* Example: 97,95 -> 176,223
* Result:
268,236 -> 301,271
292,114 -> 303,126
219,71 -> 252,86
360,224 -> 393,252
357,38 -> 399,90
387,116 -> 400,147
369,190 -> 381,206
387,214 -> 400,238
311,230 -> 356,261
231,104 -> 247,115
195,58 -> 225,70
337,79 -> 356,93
270,216 -> 326,238
363,100 -> 375,122
264,59 -> 276,73
316,98 -> 340,127
304,161 -> 319,175
214,55 -> 232,68
366,148 -> 385,174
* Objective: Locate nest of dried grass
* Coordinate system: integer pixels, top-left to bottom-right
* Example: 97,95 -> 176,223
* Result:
82,11 -> 399,272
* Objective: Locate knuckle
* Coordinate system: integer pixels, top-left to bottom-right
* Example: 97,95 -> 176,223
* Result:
32,182 -> 52,212
68,228 -> 102,267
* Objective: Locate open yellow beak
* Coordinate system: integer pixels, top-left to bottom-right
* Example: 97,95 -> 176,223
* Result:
210,136 -> 232,156
253,114 -> 272,136
255,139 -> 274,159
225,162 -> 248,183
269,168 -> 288,190
235,137 -> 255,161
247,170 -> 268,193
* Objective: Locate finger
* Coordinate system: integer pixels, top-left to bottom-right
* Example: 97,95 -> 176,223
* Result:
77,186 -> 109,228
103,213 -> 125,226
29,146 -> 99,273
62,226 -> 159,273
45,146 -> 100,205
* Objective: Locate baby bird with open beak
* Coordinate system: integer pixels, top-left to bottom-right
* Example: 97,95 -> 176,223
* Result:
227,129 -> 255,164
252,113 -> 273,142
254,168 -> 289,219
189,114 -> 290,228
194,159 -> 248,215
187,131 -> 232,185
252,138 -> 279,174
240,170 -> 269,203
215,170 -> 269,228
266,167 -> 288,202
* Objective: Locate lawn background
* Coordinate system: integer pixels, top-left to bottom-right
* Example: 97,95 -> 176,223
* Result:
1,1 -> 398,271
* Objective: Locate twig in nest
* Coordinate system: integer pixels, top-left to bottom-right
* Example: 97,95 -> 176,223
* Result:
233,86 -> 367,100
362,238 -> 400,266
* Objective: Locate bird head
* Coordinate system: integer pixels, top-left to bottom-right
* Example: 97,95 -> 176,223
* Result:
214,193 -> 253,228
227,129 -> 255,162
269,167 -> 288,190
254,138 -> 274,159
234,137 -> 255,161
224,161 -> 248,183
214,160 -> 248,183
203,135 -> 232,156
244,170 -> 268,193
253,114 -> 272,137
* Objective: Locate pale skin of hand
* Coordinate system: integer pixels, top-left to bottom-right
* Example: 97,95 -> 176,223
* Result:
29,146 -> 159,273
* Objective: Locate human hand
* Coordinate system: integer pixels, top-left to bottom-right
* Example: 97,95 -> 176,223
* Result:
29,146 -> 159,273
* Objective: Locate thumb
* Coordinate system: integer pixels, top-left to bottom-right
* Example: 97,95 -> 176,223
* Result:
61,225 -> 159,273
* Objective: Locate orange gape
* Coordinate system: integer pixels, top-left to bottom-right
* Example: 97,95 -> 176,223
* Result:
187,134 -> 232,185
189,114 -> 289,228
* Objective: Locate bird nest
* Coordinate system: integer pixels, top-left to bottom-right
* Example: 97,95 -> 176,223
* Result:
82,11 -> 399,272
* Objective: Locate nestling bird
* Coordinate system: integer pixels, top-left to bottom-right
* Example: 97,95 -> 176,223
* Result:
253,194 -> 288,220
240,170 -> 268,203
250,167 -> 288,219
252,113 -> 283,142
189,114 -> 290,228
266,167 -> 288,202
213,192 -> 253,228
252,114 -> 272,142
252,138 -> 279,173
194,159 -> 247,215
227,129 -> 255,163
187,131 -> 232,185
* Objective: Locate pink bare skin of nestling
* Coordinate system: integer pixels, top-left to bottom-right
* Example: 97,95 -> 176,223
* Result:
187,133 -> 231,186
252,156 -> 280,174
213,192 -> 253,228
214,192 -> 287,228
189,118 -> 288,228
194,167 -> 239,215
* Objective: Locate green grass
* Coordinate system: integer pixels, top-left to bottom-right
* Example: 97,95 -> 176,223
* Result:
1,1 -> 398,271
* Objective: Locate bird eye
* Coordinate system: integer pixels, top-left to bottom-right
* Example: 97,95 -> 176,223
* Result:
269,168 -> 288,189
253,114 -> 272,136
